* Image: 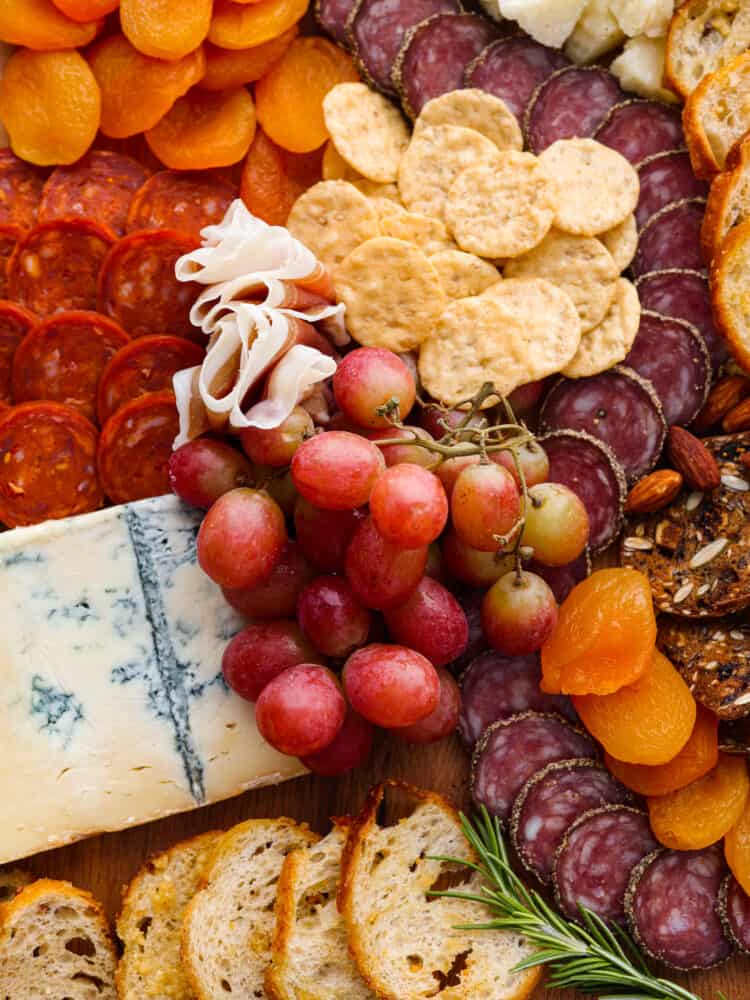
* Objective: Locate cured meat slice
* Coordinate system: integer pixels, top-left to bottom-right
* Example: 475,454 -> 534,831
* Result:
624,312 -> 710,426
97,230 -> 201,340
524,66 -> 624,154
348,0 -> 461,95
511,760 -> 631,883
632,198 -> 706,277
636,151 -> 708,228
526,550 -> 590,604
7,220 -> 115,319
11,311 -> 130,424
0,149 -> 44,229
97,389 -> 179,505
540,368 -> 667,483
0,301 -> 35,403
471,711 -> 597,824
719,875 -> 750,954
626,846 -> 732,970
553,805 -> 657,924
315,0 -> 358,46
394,13 -> 498,119
97,334 -> 205,425
0,223 -> 23,299
39,151 -> 151,237
458,651 -> 576,748
126,171 -> 237,241
594,100 -> 685,166
0,401 -> 102,528
466,35 -> 569,121
540,429 -> 627,553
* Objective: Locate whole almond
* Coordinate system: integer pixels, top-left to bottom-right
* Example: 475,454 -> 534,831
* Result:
693,375 -> 750,431
625,469 -> 684,514
723,396 -> 750,432
667,426 -> 721,490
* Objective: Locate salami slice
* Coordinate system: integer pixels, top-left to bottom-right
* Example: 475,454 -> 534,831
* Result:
393,13 -> 498,119
126,171 -> 237,241
97,230 -> 201,340
594,100 -> 685,166
97,334 -> 205,425
0,301 -> 35,403
97,389 -> 179,504
636,151 -> 708,229
0,401 -> 102,527
471,711 -> 597,824
8,220 -> 115,319
11,311 -> 130,424
632,199 -> 706,277
315,0 -> 358,46
553,806 -> 657,924
524,66 -> 624,154
526,550 -> 590,604
511,760 -> 632,883
540,368 -> 667,483
540,430 -> 627,553
0,223 -> 24,300
626,847 -> 732,970
39,151 -> 151,237
0,150 -> 44,229
719,874 -> 750,954
466,36 -> 569,120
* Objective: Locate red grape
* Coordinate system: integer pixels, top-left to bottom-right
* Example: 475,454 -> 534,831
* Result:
481,570 -> 558,655
393,668 -> 461,744
293,497 -> 365,571
345,516 -> 427,610
442,529 -> 515,587
197,488 -> 286,589
367,425 -> 437,469
418,404 -> 486,440
168,439 -> 252,509
297,576 -> 371,658
449,589 -> 488,674
343,643 -> 440,727
239,406 -> 314,467
300,706 -> 374,776
222,621 -> 322,701
523,482 -> 589,566
291,431 -> 385,510
255,664 -> 346,756
424,542 -> 446,582
384,577 -> 468,667
492,442 -> 549,488
451,463 -> 521,551
436,454 -> 480,499
262,468 -> 298,516
369,463 -> 448,547
221,541 -> 315,620
333,347 -> 416,429
508,379 -> 546,414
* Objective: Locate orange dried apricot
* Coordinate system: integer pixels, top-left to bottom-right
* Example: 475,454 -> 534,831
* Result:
0,0 -> 101,49
145,87 -> 256,170
199,28 -> 298,91
87,34 -> 206,139
540,567 -> 656,696
648,753 -> 750,850
726,799 -> 750,896
0,50 -> 100,166
240,127 -> 301,226
51,0 -> 119,20
605,704 -> 719,796
120,0 -> 212,61
573,649 -> 696,765
209,0 -> 308,50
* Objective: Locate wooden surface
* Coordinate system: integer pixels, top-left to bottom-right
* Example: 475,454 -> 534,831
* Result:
25,732 -> 750,999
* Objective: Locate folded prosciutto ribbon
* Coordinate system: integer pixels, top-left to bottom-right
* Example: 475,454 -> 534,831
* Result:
172,200 -> 346,447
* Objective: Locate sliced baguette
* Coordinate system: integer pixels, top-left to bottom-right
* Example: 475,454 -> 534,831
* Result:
0,878 -> 117,999
683,50 -> 750,179
182,818 -> 318,1000
710,215 -> 750,370
0,868 -> 32,912
339,781 -> 540,1000
702,135 -> 750,261
666,0 -> 750,99
117,830 -> 222,1000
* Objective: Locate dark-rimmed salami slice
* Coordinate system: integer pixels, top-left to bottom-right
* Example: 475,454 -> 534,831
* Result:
126,171 -> 236,241
626,846 -> 732,970
393,13 -> 498,119
540,430 -> 626,553
524,66 -> 624,154
540,367 -> 667,483
719,874 -> 750,954
315,0 -> 358,47
526,550 -> 591,604
466,35 -> 569,120
0,301 -> 35,403
0,223 -> 23,299
471,711 -> 597,824
0,149 -> 44,229
594,99 -> 684,165
633,198 -> 706,277
636,151 -> 708,229
0,401 -> 102,527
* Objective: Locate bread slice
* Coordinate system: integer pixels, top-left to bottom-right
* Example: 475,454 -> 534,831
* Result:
702,135 -> 750,261
0,878 -> 117,999
339,781 -> 540,1000
266,822 -> 373,1000
117,830 -> 222,1000
0,868 -> 32,911
710,215 -> 750,369
666,0 -> 750,99
182,818 -> 319,999
684,50 -> 750,179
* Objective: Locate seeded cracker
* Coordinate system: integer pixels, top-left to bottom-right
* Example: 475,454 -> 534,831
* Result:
563,278 -> 641,378
370,197 -> 407,219
599,214 -> 637,272
323,83 -> 410,184
286,181 -> 379,272
380,212 -> 455,254
335,237 -> 446,353
415,89 -> 523,153
429,249 -> 501,299
352,179 -> 401,201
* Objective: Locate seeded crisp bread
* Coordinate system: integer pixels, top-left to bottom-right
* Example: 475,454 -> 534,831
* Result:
323,82 -> 410,184
563,278 -> 641,378
379,212 -> 455,254
286,181 -> 379,272
428,249 -> 501,299
599,214 -> 638,272
415,89 -> 523,153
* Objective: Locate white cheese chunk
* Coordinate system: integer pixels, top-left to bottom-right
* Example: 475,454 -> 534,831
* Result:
611,0 -> 674,39
498,0 -> 588,48
610,34 -> 679,103
565,0 -> 626,62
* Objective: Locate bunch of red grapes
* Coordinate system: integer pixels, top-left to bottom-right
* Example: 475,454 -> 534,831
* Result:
169,347 -> 590,776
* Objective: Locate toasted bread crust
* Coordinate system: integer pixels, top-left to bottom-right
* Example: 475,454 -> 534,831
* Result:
711,216 -> 750,370
666,0 -> 750,100
702,168 -> 738,262
684,51 -> 750,181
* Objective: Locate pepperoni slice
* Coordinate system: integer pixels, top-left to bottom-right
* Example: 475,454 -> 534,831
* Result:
97,334 -> 205,425
467,35 -> 569,120
633,198 -> 706,277
0,302 -> 36,403
316,0 -> 357,47
525,66 -> 624,154
720,874 -> 750,954
0,223 -> 24,299
594,99 -> 685,166
0,149 -> 45,229
7,219 -> 115,318
12,311 -> 130,423
97,230 -> 201,340
636,151 -> 708,228
39,151 -> 151,237
126,171 -> 236,240
97,389 -> 179,504
0,401 -> 101,527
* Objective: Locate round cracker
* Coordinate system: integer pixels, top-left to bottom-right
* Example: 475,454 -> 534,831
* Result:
380,212 -> 455,254
323,82 -> 410,184
353,179 -> 401,201
445,152 -> 556,259
335,237 -> 446,353
598,213 -> 637,271
562,278 -> 641,378
286,181 -> 380,272
370,196 -> 407,219
538,138 -> 639,236
415,89 -> 523,153
322,140 -> 360,181
429,249 -> 501,299
504,229 -> 618,332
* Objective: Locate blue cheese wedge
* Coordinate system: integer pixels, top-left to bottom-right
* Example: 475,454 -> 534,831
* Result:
1,494 -> 304,865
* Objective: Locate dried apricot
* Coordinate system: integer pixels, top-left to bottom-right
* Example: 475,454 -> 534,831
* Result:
605,704 -> 719,796
240,127 -> 322,226
541,567 -> 656,696
87,34 -> 206,139
145,87 -> 256,170
0,50 -> 100,167
120,0 -> 212,61
573,649 -> 696,765
648,753 -> 749,850
209,0 -> 308,50
51,0 -> 118,20
726,799 -> 750,896
0,0 -> 101,49
199,28 -> 297,91
322,140 -> 360,181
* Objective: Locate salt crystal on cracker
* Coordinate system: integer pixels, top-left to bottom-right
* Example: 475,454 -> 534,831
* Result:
415,89 -> 523,153
429,249 -> 501,299
286,180 -> 379,272
563,278 -> 641,377
323,82 -> 410,184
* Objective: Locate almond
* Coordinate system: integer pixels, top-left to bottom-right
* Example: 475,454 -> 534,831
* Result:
625,469 -> 684,514
723,396 -> 750,432
692,375 -> 750,431
667,426 -> 721,491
